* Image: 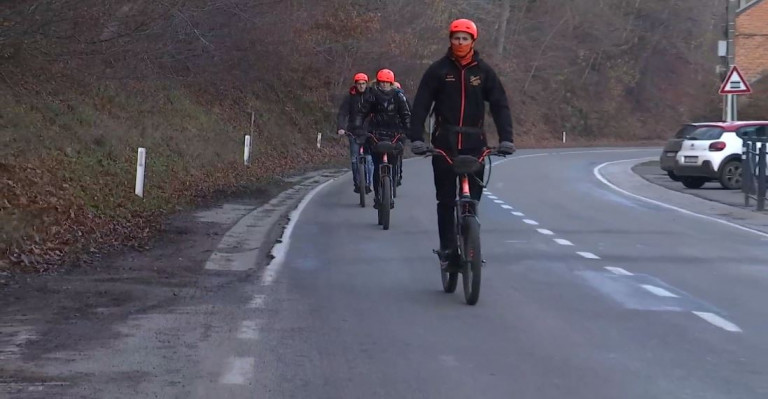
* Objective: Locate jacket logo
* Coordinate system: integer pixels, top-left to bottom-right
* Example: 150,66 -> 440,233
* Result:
445,74 -> 456,82
469,75 -> 481,86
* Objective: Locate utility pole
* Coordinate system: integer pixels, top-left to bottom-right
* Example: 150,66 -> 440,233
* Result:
726,0 -> 738,121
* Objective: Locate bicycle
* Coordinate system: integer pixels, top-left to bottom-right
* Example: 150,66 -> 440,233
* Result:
368,133 -> 403,230
344,132 -> 372,207
424,146 -> 506,305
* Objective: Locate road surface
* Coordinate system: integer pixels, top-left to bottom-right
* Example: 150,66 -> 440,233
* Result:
5,148 -> 768,398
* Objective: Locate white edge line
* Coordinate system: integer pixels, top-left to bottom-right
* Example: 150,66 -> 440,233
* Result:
692,311 -> 743,333
577,251 -> 600,259
219,356 -> 255,384
605,266 -> 633,276
262,178 -> 337,285
553,238 -> 574,246
641,284 -> 679,298
594,159 -> 768,239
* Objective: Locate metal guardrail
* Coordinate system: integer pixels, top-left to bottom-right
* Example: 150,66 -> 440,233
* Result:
742,135 -> 768,210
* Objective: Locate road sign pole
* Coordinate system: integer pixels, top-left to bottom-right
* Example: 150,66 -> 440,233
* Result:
726,94 -> 733,122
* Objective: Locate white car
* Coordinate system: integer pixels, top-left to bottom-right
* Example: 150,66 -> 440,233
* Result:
673,121 -> 768,189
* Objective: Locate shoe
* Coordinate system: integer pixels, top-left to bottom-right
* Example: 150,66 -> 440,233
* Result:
397,177 -> 402,186
438,248 -> 460,273
353,186 -> 360,193
373,198 -> 379,209
365,185 -> 372,194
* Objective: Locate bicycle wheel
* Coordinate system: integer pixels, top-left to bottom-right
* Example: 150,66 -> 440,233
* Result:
461,216 -> 482,305
357,157 -> 366,208
381,175 -> 391,230
441,261 -> 458,293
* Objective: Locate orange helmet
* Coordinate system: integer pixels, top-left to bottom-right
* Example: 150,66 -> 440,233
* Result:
376,69 -> 395,83
353,72 -> 369,83
449,18 -> 478,40
393,82 -> 402,89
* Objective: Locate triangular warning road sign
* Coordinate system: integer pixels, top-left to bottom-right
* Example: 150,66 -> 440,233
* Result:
719,65 -> 752,95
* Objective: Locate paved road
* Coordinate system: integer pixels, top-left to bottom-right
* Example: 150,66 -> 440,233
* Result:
210,147 -> 768,398
7,147 -> 768,398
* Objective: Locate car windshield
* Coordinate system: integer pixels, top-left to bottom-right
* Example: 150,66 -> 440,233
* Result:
684,126 -> 725,140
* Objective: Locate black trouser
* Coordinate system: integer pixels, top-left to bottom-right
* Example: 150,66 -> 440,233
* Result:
371,144 -> 402,202
433,149 -> 485,250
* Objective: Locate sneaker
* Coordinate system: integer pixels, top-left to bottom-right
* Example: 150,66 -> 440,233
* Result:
373,198 -> 379,209
365,185 -> 372,194
438,248 -> 460,272
353,186 -> 360,193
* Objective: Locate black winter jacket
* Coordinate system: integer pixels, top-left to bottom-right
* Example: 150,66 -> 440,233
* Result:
351,86 -> 411,138
408,50 -> 514,151
336,86 -> 366,132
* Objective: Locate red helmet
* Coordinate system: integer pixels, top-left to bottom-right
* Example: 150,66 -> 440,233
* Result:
449,18 -> 478,40
376,69 -> 395,83
353,72 -> 369,83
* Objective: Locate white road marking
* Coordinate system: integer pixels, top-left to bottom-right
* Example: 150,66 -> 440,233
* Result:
537,228 -> 554,235
487,195 -> 498,199
522,219 -> 539,225
641,284 -> 679,298
219,357 -> 255,384
262,178 -> 336,285
512,212 -> 525,216
246,294 -> 266,309
237,320 -> 261,340
501,204 -> 513,209
493,199 -> 504,204
605,266 -> 633,276
553,238 -> 574,246
577,251 -> 600,259
692,311 -> 743,333
594,159 -> 768,239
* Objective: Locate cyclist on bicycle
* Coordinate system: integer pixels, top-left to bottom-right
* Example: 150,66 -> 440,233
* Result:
350,68 -> 411,209
392,81 -> 410,187
407,18 -> 517,268
337,72 -> 374,194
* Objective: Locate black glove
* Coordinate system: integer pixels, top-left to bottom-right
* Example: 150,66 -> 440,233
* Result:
410,141 -> 429,155
498,141 -> 516,155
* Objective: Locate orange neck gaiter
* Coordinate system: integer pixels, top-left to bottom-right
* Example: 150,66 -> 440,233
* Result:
451,43 -> 474,66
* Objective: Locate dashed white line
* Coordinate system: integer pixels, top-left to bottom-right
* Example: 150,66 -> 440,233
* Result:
537,228 -> 554,235
641,285 -> 679,298
501,204 -> 513,209
553,238 -> 573,246
246,294 -> 266,309
219,357 -> 255,385
237,320 -> 261,340
605,266 -> 633,276
522,219 -> 539,225
692,312 -> 743,333
493,199 -> 504,204
577,251 -> 600,259
487,195 -> 499,199
511,212 -> 525,216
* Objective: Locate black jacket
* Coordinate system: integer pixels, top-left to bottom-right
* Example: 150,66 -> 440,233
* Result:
336,86 -> 366,132
408,50 -> 514,151
351,86 -> 411,138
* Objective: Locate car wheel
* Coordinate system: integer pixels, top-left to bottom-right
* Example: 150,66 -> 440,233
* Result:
718,160 -> 742,190
681,176 -> 707,189
667,170 -> 680,181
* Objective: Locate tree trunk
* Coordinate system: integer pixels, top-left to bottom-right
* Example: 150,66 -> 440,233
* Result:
496,0 -> 512,57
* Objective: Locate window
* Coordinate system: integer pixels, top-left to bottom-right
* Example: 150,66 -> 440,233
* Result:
737,125 -> 768,138
684,126 -> 725,140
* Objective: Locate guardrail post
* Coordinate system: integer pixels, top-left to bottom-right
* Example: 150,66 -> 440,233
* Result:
758,143 -> 766,211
